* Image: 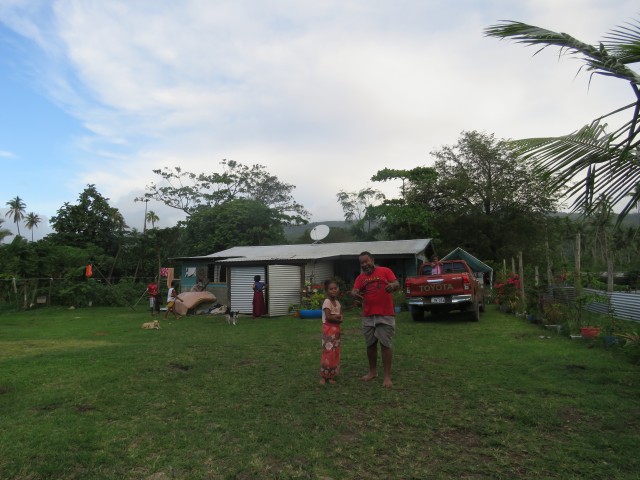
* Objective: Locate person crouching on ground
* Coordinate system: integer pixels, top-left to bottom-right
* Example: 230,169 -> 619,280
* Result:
351,251 -> 400,388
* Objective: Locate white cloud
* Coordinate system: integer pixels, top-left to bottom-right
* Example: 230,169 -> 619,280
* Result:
0,0 -> 638,228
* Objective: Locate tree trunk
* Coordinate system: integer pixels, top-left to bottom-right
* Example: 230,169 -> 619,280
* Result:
518,251 -> 525,310
574,233 -> 582,297
545,240 -> 553,286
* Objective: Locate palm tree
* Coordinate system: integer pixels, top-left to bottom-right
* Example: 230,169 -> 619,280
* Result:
627,182 -> 640,213
0,218 -> 13,243
5,195 -> 26,236
146,211 -> 160,229
485,17 -> 640,223
24,212 -> 41,242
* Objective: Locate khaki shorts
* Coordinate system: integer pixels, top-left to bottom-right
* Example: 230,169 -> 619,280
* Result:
362,315 -> 396,348
167,301 -> 175,309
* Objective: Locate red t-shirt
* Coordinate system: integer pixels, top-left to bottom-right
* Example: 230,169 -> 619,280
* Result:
353,266 -> 397,317
147,283 -> 158,296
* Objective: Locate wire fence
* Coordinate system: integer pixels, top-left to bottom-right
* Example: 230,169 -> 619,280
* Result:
0,276 -> 163,310
546,286 -> 640,323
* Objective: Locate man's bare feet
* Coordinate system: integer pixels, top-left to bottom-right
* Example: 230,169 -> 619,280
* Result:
361,372 -> 377,382
382,377 -> 393,388
319,378 -> 326,385
328,379 -> 336,384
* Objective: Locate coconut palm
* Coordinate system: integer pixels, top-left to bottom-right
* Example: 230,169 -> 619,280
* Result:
485,17 -> 640,222
24,212 -> 41,242
146,210 -> 160,229
626,182 -> 640,213
0,218 -> 13,242
5,195 -> 26,236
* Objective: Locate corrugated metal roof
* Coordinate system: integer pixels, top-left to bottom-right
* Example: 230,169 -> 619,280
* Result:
174,239 -> 432,263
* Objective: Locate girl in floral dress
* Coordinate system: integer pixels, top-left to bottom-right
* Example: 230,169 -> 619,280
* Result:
320,279 -> 343,385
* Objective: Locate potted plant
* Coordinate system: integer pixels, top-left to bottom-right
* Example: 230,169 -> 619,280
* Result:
574,293 -> 605,339
392,290 -> 406,313
299,291 -> 325,319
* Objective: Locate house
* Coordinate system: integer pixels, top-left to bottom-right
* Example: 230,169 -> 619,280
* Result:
172,239 -> 434,316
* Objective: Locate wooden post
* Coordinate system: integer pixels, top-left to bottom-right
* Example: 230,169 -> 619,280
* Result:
511,257 -> 516,276
48,278 -> 53,306
574,233 -> 582,297
545,240 -> 553,286
535,266 -> 539,286
518,251 -> 525,309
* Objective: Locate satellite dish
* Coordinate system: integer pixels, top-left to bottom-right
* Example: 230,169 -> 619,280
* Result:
310,224 -> 330,243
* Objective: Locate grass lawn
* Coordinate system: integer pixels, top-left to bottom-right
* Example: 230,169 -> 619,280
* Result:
0,306 -> 638,479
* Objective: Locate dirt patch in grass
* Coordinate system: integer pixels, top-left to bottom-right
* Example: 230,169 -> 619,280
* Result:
33,402 -> 63,412
434,427 -> 484,449
565,364 -> 587,371
75,404 -> 96,413
557,406 -> 588,425
168,363 -> 192,371
0,385 -> 10,395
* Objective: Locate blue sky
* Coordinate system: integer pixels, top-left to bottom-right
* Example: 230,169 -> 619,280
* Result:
0,0 -> 638,242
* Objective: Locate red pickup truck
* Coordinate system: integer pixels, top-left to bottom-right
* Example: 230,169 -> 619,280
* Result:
405,259 -> 484,321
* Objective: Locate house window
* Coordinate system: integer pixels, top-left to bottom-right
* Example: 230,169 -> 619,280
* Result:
207,264 -> 227,283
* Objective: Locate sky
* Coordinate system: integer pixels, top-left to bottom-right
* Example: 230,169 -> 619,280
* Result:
0,0 -> 637,242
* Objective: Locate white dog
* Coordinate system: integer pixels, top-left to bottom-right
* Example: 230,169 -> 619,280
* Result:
141,320 -> 161,329
225,307 -> 239,325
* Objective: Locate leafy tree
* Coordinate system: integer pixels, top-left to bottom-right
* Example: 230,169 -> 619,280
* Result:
367,167 -> 439,240
485,17 -> 640,221
336,187 -> 385,239
392,131 -> 557,261
24,212 -> 41,242
5,195 -> 26,237
0,218 -> 12,243
48,185 -> 128,255
183,199 -> 286,254
138,159 -> 309,224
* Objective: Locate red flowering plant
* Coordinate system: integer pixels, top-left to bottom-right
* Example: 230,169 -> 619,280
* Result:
493,274 -> 521,313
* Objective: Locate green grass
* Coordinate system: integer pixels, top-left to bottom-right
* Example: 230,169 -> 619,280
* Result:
0,306 -> 638,479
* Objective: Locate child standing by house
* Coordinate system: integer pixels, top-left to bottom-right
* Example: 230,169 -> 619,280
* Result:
320,279 -> 343,385
164,282 -> 182,320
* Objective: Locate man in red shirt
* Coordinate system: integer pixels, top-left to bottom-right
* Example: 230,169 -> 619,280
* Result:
351,251 -> 400,388
147,281 -> 159,315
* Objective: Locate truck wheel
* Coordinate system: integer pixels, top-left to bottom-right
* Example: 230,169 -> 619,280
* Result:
410,306 -> 425,321
469,299 -> 480,322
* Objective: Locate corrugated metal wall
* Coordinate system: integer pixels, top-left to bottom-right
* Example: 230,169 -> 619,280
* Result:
267,265 -> 302,316
549,287 -> 640,323
304,260 -> 334,285
230,266 -> 265,315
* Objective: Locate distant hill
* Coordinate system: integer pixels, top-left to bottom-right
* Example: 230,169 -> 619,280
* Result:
284,221 -> 351,241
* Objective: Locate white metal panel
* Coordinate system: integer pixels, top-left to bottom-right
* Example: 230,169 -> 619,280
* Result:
304,260 -> 334,286
230,266 -> 265,315
267,265 -> 302,316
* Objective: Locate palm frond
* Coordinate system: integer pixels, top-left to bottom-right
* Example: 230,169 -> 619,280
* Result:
603,19 -> 640,64
485,20 -> 640,85
510,122 -> 640,220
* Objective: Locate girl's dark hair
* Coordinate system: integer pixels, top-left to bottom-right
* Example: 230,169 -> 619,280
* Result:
324,278 -> 337,290
254,275 -> 261,282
